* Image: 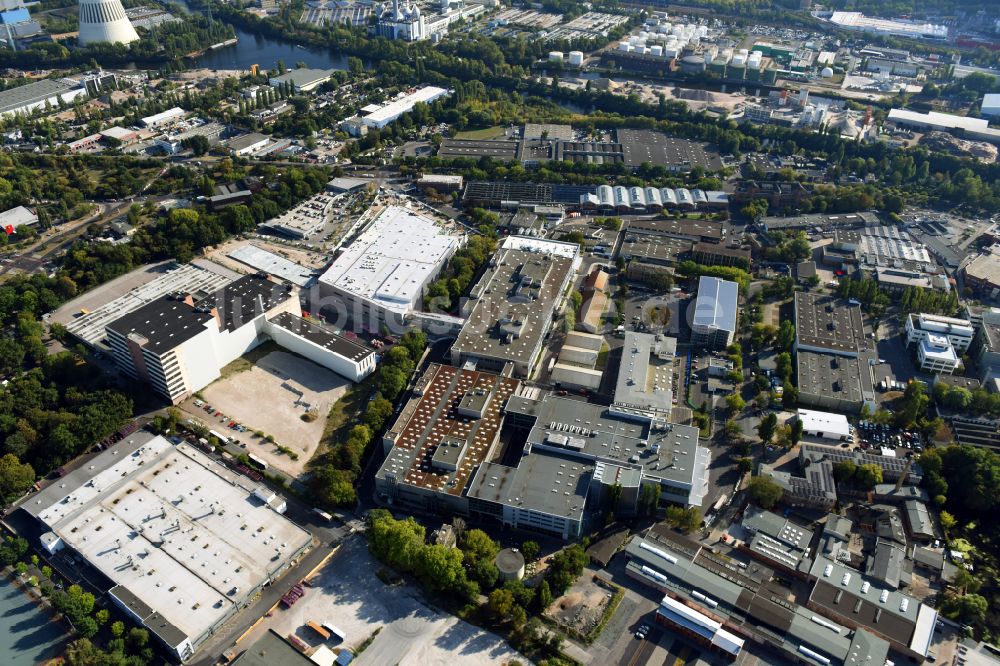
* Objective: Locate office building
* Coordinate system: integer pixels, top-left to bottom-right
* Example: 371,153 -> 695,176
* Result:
906,313 -> 975,374
690,276 -> 738,350
316,204 -> 462,328
78,0 -> 139,45
21,432 -> 312,661
451,237 -> 578,377
692,243 -> 750,269
106,274 -> 375,403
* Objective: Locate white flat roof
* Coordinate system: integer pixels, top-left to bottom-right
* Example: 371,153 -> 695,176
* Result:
501,235 -> 581,259
318,204 -> 462,314
361,86 -> 449,126
38,436 -> 311,643
692,276 -> 738,333
228,244 -> 316,287
796,408 -> 852,438
0,205 -> 37,229
142,107 -> 185,126
888,108 -> 989,132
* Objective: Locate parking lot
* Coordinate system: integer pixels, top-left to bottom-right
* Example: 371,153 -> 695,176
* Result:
238,538 -> 524,666
194,350 -> 350,477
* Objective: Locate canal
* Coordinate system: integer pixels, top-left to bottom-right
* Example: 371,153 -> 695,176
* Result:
0,575 -> 70,666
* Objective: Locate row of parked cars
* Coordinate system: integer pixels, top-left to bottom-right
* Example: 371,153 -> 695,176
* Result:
857,421 -> 924,452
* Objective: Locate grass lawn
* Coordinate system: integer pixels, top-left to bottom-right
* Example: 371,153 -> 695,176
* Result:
453,126 -> 507,140
312,373 -> 379,465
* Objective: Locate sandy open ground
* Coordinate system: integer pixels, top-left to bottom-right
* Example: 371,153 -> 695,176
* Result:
198,351 -> 348,477
205,237 -> 331,276
240,538 -> 525,666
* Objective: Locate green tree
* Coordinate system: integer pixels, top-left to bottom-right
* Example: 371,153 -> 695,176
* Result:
489,588 -> 515,619
757,413 -> 778,445
746,476 -> 784,509
537,579 -> 553,612
726,393 -> 746,414
461,528 -> 499,565
521,540 -> 540,561
0,454 -> 34,504
363,395 -> 395,432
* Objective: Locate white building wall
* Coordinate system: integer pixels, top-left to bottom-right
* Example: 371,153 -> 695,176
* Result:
176,328 -> 223,398
262,321 -> 375,382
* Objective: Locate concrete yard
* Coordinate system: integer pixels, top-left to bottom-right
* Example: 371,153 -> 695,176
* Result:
240,538 -> 525,666
205,237 -> 330,276
197,351 -> 349,477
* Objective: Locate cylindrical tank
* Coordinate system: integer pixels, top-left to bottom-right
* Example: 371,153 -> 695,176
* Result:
568,51 -> 584,66
731,54 -> 746,67
548,51 -> 563,63
495,549 -> 525,581
618,41 -> 631,52
663,46 -> 678,59
651,45 -> 663,57
821,66 -> 834,78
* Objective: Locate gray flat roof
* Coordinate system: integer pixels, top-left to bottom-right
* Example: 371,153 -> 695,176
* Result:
621,235 -> 692,264
452,247 -> 573,365
614,332 -> 675,413
522,395 -> 709,500
794,292 -> 866,354
233,629 -> 313,666
227,244 -> 317,287
796,350 -> 872,406
268,312 -> 374,362
692,276 -> 738,334
616,129 -> 723,170
468,449 -> 591,521
105,293 -> 214,352
0,78 -> 78,115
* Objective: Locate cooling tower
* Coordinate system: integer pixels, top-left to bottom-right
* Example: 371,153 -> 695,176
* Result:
78,0 -> 139,46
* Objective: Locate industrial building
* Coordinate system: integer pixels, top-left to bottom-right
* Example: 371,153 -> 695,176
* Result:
377,363 -> 709,539
450,237 -> 578,377
550,331 -> 605,390
577,268 -> 609,334
624,526 -> 901,666
690,276 -> 738,350
355,86 -> 449,129
796,408 -> 852,441
962,246 -> 1000,297
887,108 -> 1000,145
257,191 -> 336,239
267,68 -> 336,93
226,132 -> 271,157
77,0 -> 139,45
106,274 -> 376,403
793,292 -> 877,414
315,204 -> 464,329
65,263 -> 234,349
823,226 -> 950,293
0,78 -> 88,117
141,107 -> 186,128
613,332 -> 676,418
20,431 -> 312,661
826,11 -> 947,40
982,93 -> 1000,118
0,204 -> 37,232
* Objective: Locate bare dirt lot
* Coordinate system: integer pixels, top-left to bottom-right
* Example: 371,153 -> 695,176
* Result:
197,350 -> 349,477
241,538 -> 525,666
545,574 -> 614,639
204,237 -> 330,276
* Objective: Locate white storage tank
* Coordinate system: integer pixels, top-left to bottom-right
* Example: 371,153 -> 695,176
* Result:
629,35 -> 641,45
651,45 -> 663,57
663,46 -> 678,59
732,53 -> 746,66
548,51 -> 563,63
738,48 -> 749,56
618,41 -> 631,52
568,51 -> 584,66
821,66 -> 834,78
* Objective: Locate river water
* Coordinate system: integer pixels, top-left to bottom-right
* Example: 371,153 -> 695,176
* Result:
169,0 -> 350,72
0,576 -> 70,666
